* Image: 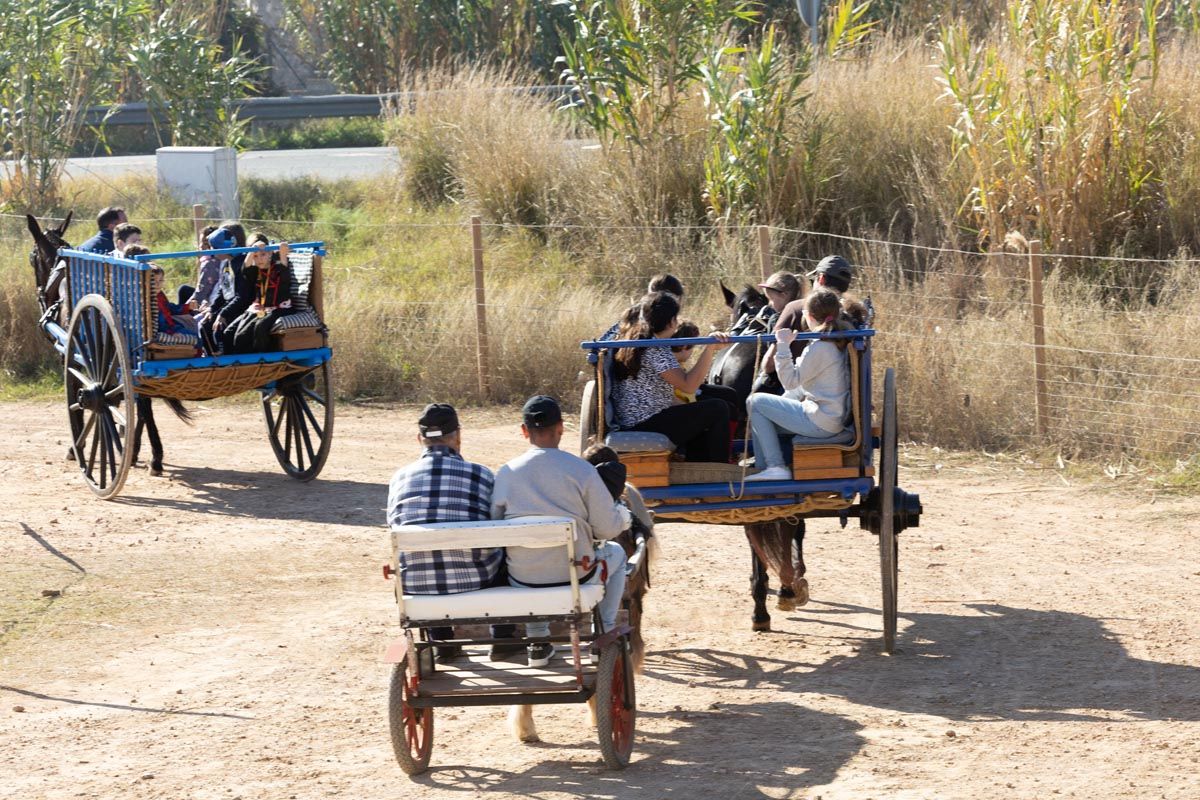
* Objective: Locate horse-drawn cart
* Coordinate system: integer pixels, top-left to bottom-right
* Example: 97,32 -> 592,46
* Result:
383,516 -> 644,773
39,242 -> 334,499
579,329 -> 922,653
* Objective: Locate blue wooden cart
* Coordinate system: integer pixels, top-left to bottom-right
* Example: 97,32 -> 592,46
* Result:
40,242 -> 334,499
579,329 -> 922,652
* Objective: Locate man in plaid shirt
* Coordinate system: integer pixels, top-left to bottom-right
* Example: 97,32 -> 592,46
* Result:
387,403 -> 518,660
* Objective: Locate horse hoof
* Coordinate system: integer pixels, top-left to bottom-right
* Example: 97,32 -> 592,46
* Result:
149,465 -> 163,477
777,594 -> 796,612
792,577 -> 810,607
752,619 -> 771,632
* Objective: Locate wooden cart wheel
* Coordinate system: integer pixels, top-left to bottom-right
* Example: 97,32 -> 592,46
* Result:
879,368 -> 899,654
579,379 -> 598,455
388,661 -> 433,775
595,639 -> 636,769
262,361 -> 334,480
65,295 -> 134,499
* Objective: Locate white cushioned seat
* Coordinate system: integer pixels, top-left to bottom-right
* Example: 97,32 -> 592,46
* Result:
605,430 -> 676,452
403,581 -> 605,622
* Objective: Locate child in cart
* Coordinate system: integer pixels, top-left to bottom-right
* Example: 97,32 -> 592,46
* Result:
126,245 -> 200,348
222,235 -> 294,355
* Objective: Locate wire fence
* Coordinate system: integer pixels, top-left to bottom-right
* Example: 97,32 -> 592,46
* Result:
8,210 -> 1199,467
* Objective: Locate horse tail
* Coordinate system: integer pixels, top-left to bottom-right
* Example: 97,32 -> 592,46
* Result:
745,520 -> 793,579
162,398 -> 194,425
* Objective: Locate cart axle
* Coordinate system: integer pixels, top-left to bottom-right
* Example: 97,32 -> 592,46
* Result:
859,487 -> 922,534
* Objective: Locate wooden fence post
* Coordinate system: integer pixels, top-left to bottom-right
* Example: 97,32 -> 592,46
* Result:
192,204 -> 205,245
470,216 -> 491,399
757,225 -> 772,283
1029,239 -> 1049,438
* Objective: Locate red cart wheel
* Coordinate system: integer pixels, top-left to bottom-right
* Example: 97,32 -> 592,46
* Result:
388,661 -> 432,775
595,640 -> 636,769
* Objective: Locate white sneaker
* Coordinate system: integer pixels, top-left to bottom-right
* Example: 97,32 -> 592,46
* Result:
746,466 -> 792,482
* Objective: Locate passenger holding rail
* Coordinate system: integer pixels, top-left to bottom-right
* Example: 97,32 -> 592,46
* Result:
387,404 -> 518,662
746,289 -> 853,481
611,291 -> 733,462
491,396 -> 629,668
222,234 -> 293,355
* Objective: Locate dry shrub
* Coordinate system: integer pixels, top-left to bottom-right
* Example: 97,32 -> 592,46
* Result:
0,261 -> 57,385
385,64 -> 583,227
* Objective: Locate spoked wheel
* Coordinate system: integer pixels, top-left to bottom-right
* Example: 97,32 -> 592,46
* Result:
262,361 -> 334,480
388,661 -> 433,775
64,296 -> 134,499
578,379 -> 598,455
595,639 -> 636,769
879,368 -> 900,654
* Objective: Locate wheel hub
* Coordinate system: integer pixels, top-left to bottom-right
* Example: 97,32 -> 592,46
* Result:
76,384 -> 107,413
859,488 -> 923,534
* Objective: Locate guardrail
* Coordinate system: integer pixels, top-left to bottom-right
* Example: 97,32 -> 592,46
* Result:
85,86 -> 575,127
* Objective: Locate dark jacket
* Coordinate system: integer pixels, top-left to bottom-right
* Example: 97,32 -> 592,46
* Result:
255,258 -> 293,309
215,254 -> 253,324
77,229 -> 114,255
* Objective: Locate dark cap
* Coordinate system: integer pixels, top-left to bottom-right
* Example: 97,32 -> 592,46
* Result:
522,395 -> 563,428
594,460 -> 627,501
418,403 -> 459,437
758,271 -> 801,297
807,255 -> 853,290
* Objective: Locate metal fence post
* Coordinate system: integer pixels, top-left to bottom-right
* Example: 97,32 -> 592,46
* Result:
470,216 -> 491,399
757,225 -> 772,283
192,204 -> 205,245
1029,240 -> 1049,438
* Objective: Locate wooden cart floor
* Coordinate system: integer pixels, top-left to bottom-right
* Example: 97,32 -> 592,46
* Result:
418,650 -> 596,697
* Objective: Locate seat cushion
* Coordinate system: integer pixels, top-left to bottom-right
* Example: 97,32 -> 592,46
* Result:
792,425 -> 856,446
154,330 -> 200,346
272,308 -> 322,332
403,582 -> 605,622
286,251 -> 314,312
605,431 -> 676,453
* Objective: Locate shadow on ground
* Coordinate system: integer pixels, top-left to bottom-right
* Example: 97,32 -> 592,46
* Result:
647,600 -> 1200,723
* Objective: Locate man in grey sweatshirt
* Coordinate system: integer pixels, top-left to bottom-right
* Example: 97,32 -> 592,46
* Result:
491,396 -> 629,667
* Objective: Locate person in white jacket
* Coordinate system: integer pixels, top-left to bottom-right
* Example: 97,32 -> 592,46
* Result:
745,290 -> 852,481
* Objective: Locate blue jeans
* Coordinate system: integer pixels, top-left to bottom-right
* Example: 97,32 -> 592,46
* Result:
747,392 -> 842,469
521,540 -> 628,637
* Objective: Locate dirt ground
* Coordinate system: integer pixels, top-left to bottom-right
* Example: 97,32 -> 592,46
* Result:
2,398 -> 1199,800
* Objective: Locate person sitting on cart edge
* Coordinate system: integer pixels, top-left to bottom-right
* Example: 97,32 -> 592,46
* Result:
746,289 -> 853,482
222,234 -> 294,355
198,222 -> 248,354
77,207 -> 127,255
611,291 -> 734,462
491,396 -> 630,669
387,403 -> 518,663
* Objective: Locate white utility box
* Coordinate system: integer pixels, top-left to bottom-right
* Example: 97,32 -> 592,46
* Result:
156,146 -> 238,219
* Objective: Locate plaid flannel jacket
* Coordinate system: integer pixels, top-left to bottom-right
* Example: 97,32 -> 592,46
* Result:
387,446 -> 501,594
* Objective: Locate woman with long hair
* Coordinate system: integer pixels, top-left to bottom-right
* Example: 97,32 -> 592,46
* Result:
611,291 -> 732,462
745,289 -> 853,481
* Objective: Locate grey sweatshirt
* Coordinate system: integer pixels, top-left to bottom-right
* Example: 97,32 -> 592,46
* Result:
775,338 -> 850,433
491,446 -> 626,585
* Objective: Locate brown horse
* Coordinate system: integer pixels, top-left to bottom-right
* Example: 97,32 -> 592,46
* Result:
508,484 -> 657,742
708,281 -> 810,631
26,214 -> 192,475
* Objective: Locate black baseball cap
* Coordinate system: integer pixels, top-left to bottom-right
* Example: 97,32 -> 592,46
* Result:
807,255 -> 854,290
418,403 -> 459,437
522,395 -> 563,428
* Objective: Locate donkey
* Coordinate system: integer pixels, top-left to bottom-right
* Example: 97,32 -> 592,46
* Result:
26,214 -> 192,476
508,486 -> 658,743
707,281 -> 810,632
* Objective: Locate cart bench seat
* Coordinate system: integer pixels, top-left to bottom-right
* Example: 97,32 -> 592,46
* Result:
403,582 -> 605,622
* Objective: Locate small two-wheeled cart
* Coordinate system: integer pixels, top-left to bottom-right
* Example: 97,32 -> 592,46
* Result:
579,328 -> 922,652
41,243 -> 334,499
383,516 -> 640,773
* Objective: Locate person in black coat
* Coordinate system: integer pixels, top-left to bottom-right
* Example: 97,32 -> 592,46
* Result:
222,236 -> 294,354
